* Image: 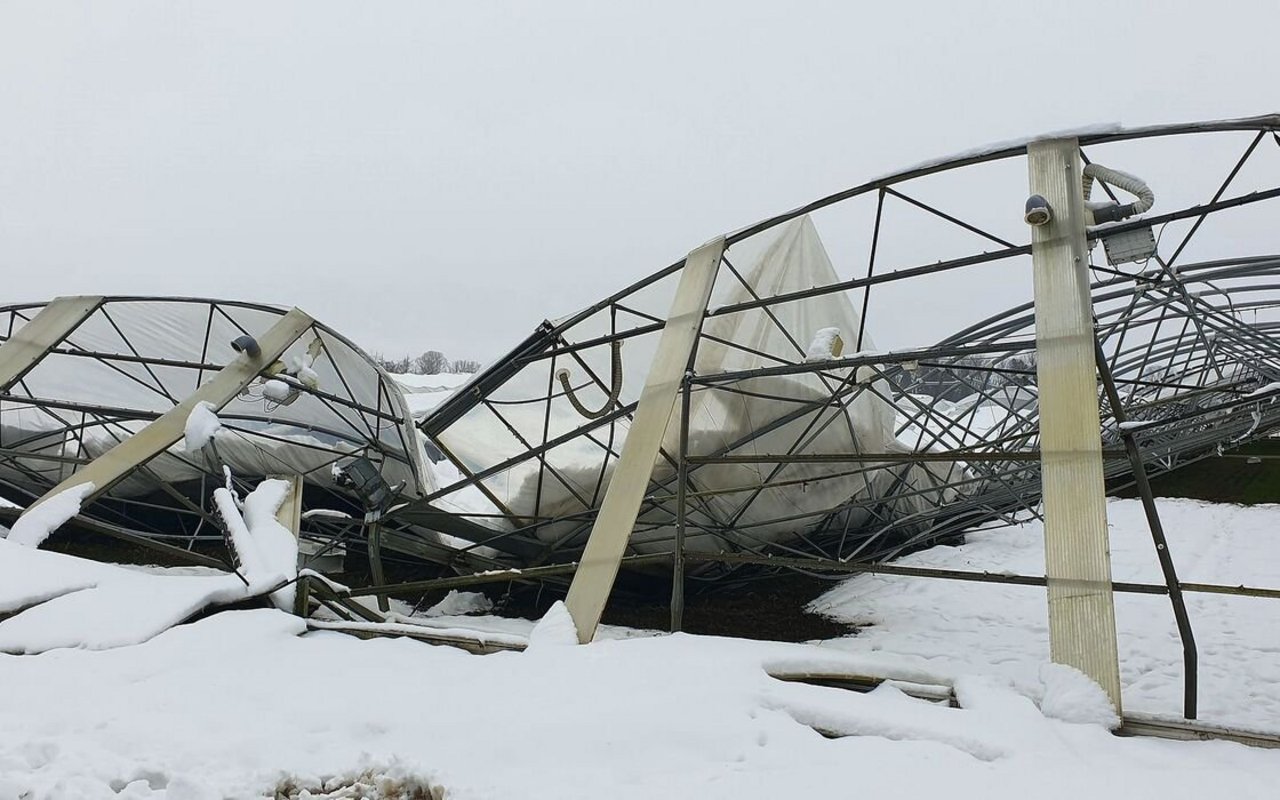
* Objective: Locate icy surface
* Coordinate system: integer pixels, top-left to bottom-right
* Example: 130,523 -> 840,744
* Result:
4,482 -> 95,548
182,401 -> 222,451
812,498 -> 1280,730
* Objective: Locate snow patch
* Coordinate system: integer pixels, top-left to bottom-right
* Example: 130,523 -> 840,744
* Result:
182,401 -> 222,451
423,590 -> 493,617
5,482 -> 96,548
1,603 -> 1278,798
527,600 -> 579,648
812,498 -> 1280,730
804,327 -> 843,361
1038,663 -> 1121,729
262,378 -> 293,402
214,479 -> 297,610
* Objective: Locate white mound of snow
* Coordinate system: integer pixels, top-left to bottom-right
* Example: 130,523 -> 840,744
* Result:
423,590 -> 493,617
262,378 -> 294,402
214,479 -> 297,610
0,538 -> 263,654
183,400 -> 222,451
805,326 -> 843,360
1038,663 -> 1121,729
527,600 -> 578,648
5,482 -> 96,548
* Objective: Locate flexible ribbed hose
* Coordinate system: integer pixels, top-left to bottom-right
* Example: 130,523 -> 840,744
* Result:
1082,163 -> 1155,214
557,340 -> 623,419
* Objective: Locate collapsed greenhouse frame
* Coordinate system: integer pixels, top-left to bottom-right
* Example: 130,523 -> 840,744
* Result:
399,115 -> 1280,582
3,116 -> 1280,720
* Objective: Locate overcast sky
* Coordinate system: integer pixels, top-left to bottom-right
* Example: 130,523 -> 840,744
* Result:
2,1 -> 1276,362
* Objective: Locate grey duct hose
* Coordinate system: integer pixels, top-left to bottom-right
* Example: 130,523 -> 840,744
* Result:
557,340 -> 623,419
1082,163 -> 1155,224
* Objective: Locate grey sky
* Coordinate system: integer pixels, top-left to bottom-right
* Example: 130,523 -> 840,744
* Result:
2,1 -> 1276,362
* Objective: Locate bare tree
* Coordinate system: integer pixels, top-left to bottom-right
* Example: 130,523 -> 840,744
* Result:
414,350 -> 449,375
450,359 -> 481,374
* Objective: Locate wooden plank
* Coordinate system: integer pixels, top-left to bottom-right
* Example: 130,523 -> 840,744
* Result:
564,237 -> 725,643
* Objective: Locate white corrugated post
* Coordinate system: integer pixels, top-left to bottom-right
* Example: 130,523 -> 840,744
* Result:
0,296 -> 104,392
565,237 -> 725,643
1028,138 -> 1123,714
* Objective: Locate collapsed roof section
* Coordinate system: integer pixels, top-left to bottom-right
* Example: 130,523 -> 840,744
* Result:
401,115 -> 1280,583
0,297 -> 432,551
1,116 -> 1278,594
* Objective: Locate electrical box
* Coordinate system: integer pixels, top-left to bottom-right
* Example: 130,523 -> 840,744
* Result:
1101,225 -> 1157,266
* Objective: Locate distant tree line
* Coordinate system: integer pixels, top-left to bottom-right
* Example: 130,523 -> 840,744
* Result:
373,350 -> 482,375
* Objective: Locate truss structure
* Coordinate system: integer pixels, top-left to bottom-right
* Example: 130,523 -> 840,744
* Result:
2,117 -> 1279,606
395,115 -> 1280,592
0,297 -> 436,566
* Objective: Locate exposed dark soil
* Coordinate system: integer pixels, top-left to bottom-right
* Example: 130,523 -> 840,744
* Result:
1112,440 -> 1280,505
489,574 -> 854,642
40,528 -> 228,568
332,546 -> 853,642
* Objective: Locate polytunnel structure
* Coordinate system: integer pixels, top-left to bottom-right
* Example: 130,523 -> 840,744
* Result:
2,115 -> 1280,610
397,114 -> 1280,591
0,297 -> 445,567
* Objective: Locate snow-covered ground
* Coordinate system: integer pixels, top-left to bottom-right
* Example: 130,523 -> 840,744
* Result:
1,498 -> 1278,798
389,372 -> 474,418
3,609 -> 1279,799
812,498 -> 1280,731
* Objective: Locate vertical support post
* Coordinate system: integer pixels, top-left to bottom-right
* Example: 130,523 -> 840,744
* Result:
294,573 -> 312,617
1095,341 -> 1197,719
367,512 -> 390,612
565,237 -> 725,643
1028,138 -> 1124,714
274,473 -> 306,616
670,371 -> 693,632
273,474 -> 304,538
